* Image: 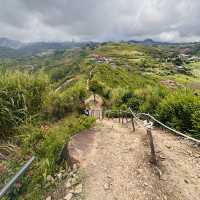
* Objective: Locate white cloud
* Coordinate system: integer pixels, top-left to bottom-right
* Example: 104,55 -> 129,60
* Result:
0,0 -> 200,42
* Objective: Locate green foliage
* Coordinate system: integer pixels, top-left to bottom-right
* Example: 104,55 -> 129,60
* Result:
89,80 -> 103,95
14,115 -> 95,199
44,81 -> 87,120
192,110 -> 200,137
89,79 -> 111,100
137,86 -> 169,114
173,57 -> 183,66
0,71 -> 50,138
157,89 -> 200,137
111,88 -> 143,111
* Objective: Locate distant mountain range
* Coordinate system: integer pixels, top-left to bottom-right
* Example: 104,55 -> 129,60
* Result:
0,37 -> 24,49
0,37 -> 199,58
127,38 -> 176,45
0,37 -> 87,58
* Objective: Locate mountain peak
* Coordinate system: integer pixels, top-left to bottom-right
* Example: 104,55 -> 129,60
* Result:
0,37 -> 23,49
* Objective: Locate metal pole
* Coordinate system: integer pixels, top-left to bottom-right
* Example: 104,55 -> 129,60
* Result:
0,156 -> 35,199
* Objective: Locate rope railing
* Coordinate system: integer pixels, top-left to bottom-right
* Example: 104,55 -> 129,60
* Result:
89,108 -> 200,166
129,108 -> 200,145
89,108 -> 200,144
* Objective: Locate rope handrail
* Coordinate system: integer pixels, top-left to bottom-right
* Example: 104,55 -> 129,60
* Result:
89,108 -> 200,144
129,108 -> 200,144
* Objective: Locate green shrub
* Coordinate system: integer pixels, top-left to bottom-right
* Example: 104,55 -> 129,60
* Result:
8,115 -> 95,200
44,82 -> 87,120
157,89 -> 200,137
0,71 -> 50,138
138,86 -> 169,114
191,110 -> 200,138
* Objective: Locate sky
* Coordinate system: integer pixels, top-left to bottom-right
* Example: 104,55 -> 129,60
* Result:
0,0 -> 200,42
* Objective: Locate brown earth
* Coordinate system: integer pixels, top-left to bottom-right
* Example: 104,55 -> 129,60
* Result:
77,119 -> 200,200
55,95 -> 200,200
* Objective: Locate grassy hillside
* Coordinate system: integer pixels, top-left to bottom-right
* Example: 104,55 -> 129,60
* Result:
0,69 -> 94,199
85,43 -> 200,136
0,41 -> 200,199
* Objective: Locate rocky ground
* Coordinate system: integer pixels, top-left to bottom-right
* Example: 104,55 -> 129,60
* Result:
46,94 -> 200,200
47,118 -> 200,200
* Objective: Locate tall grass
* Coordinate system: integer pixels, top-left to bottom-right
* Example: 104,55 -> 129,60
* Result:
0,71 -> 50,138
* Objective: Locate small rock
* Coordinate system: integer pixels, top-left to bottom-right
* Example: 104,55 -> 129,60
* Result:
107,175 -> 112,179
159,155 -> 166,160
104,183 -> 110,190
163,195 -> 168,200
57,173 -> 62,180
184,179 -> 189,184
46,196 -> 51,200
71,177 -> 78,185
64,193 -> 73,200
74,183 -> 83,194
73,164 -> 78,172
144,182 -> 148,187
165,145 -> 171,149
69,171 -> 74,177
194,154 -> 200,158
136,169 -> 143,174
47,175 -> 54,182
65,180 -> 71,188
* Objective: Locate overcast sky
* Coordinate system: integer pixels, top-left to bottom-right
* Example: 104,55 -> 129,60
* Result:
0,0 -> 200,42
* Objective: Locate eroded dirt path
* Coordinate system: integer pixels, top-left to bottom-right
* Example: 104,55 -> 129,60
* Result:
80,119 -> 200,200
82,120 -> 167,200
153,128 -> 200,200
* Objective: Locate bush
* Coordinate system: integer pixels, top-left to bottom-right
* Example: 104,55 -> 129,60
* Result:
8,115 -> 95,199
112,88 -> 143,111
138,86 -> 169,114
0,71 -> 50,138
157,89 -> 200,137
44,82 -> 87,120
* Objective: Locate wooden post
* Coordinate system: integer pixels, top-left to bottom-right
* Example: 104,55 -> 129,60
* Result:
147,128 -> 157,165
122,113 -> 124,124
131,116 -> 135,132
119,110 -> 121,123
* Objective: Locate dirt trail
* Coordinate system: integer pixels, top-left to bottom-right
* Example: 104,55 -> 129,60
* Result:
80,119 -> 200,200
82,120 -> 165,200
153,128 -> 200,200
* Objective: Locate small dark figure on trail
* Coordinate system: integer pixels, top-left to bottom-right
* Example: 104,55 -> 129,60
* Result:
84,109 -> 90,116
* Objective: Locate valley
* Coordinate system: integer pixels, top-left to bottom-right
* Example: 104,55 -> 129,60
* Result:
0,40 -> 200,199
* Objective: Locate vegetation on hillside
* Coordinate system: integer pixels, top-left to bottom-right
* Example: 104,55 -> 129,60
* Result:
0,41 -> 200,199
0,69 -> 94,199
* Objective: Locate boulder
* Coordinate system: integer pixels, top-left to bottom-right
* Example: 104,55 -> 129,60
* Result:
67,129 -> 96,167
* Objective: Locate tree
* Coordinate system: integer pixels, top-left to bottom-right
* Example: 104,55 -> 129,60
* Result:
89,80 -> 103,102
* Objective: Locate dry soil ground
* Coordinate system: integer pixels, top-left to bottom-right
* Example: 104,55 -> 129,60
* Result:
80,118 -> 200,200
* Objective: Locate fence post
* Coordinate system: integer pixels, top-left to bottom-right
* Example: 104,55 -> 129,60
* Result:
147,128 -> 157,165
131,116 -> 135,132
126,113 -> 128,123
98,110 -> 100,119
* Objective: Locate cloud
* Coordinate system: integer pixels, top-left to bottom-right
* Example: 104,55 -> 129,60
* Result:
0,0 -> 200,42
